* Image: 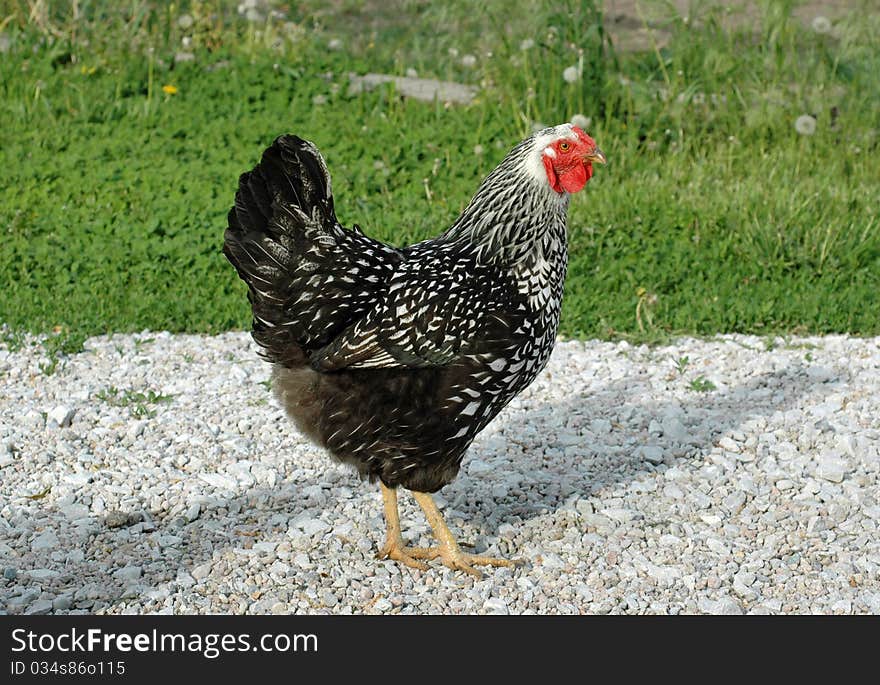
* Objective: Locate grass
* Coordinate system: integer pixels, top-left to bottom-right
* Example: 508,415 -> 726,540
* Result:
688,375 -> 717,393
0,0 -> 878,350
95,386 -> 174,417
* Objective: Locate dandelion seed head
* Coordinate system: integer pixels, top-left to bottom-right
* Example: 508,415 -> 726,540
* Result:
312,94 -> 327,106
570,113 -> 592,130
795,114 -> 817,135
327,38 -> 342,50
238,0 -> 263,21
283,22 -> 303,40
448,47 -> 459,58
460,54 -> 477,68
473,144 -> 484,156
181,36 -> 192,49
812,16 -> 831,34
520,38 -> 534,51
177,14 -> 194,30
405,68 -> 418,78
562,65 -> 580,83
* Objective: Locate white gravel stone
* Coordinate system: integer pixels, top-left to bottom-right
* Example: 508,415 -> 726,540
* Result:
297,517 -> 332,537
497,523 -> 517,539
468,459 -> 493,476
127,420 -> 147,440
661,417 -> 692,444
52,596 -> 73,611
23,409 -> 44,429
25,600 -> 54,615
483,598 -> 509,614
639,445 -> 665,464
114,565 -> 143,582
184,503 -> 201,522
31,531 -> 59,552
1,330 -> 878,615
47,405 -> 74,427
601,508 -> 639,523
816,457 -> 848,483
373,598 -> 393,612
646,564 -> 681,586
715,597 -> 745,615
191,563 -> 212,580
718,436 -> 741,453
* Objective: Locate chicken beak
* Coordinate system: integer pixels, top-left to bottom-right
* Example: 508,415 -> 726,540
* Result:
585,148 -> 606,165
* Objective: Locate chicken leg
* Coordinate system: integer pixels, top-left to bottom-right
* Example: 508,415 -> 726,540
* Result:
376,483 -> 432,571
376,483 -> 522,577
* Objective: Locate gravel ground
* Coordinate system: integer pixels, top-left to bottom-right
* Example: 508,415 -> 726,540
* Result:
1,331 -> 878,615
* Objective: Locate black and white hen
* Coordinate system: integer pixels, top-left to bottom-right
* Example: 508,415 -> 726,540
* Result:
223,124 -> 604,575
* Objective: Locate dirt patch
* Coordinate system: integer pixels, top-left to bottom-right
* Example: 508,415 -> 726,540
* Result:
301,1 -> 873,54
604,0 -> 869,51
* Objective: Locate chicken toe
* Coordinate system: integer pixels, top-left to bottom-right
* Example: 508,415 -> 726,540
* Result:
410,490 -> 523,578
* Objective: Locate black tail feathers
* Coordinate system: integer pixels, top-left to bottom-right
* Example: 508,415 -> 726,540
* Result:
224,134 -> 400,366
226,134 -> 336,244
223,135 -> 338,361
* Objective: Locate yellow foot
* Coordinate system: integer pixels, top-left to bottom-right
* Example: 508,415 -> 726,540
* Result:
376,537 -> 432,572
408,545 -> 524,578
376,538 -> 522,577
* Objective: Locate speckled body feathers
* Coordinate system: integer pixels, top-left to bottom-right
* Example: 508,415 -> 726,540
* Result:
224,130 -> 573,492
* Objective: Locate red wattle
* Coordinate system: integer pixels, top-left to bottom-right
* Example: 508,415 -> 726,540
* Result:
542,155 -> 560,193
559,163 -> 590,193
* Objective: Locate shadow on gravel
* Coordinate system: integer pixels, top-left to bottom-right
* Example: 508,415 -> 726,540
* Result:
9,479 -> 333,614
443,362 -> 838,532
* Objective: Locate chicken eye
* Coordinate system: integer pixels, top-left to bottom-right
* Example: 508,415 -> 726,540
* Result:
559,142 -> 570,152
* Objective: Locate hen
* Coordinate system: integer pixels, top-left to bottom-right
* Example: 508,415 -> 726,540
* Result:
223,124 -> 604,575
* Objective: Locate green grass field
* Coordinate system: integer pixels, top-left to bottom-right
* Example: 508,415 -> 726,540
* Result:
1,0 -> 878,359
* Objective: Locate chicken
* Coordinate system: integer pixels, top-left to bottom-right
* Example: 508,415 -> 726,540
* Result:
223,124 -> 605,576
